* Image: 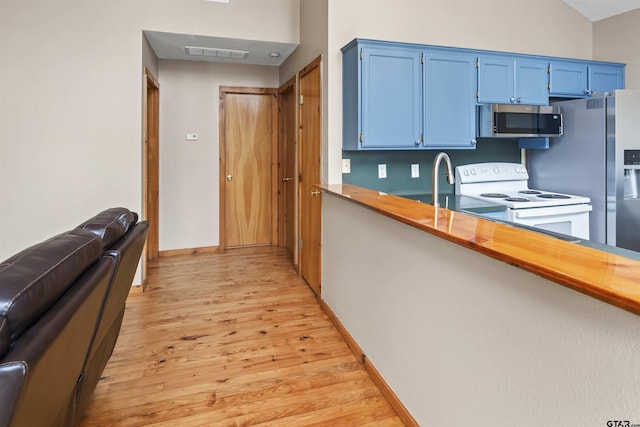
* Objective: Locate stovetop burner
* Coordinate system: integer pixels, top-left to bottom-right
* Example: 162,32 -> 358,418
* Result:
480,193 -> 509,198
519,190 -> 542,195
538,194 -> 571,199
455,162 -> 592,210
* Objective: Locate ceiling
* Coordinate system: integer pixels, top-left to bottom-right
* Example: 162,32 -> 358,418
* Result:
144,31 -> 298,67
563,0 -> 640,21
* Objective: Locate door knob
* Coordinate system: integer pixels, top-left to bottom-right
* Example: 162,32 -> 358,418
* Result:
226,175 -> 233,181
311,191 -> 320,196
282,177 -> 292,182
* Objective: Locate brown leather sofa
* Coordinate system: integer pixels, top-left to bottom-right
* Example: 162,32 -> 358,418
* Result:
0,208 -> 148,427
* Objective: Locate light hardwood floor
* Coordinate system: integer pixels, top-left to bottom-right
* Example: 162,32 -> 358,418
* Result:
80,246 -> 404,426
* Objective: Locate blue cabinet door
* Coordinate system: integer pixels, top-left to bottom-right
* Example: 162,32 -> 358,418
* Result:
589,65 -> 625,94
478,55 -> 547,105
477,56 -> 514,104
423,50 -> 477,148
549,61 -> 589,97
361,46 -> 422,149
515,59 -> 548,105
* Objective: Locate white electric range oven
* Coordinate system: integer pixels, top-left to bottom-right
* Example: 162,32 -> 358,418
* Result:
455,162 -> 592,239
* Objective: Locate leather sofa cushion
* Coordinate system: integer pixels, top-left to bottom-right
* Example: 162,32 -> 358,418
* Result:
0,229 -> 102,358
76,208 -> 138,249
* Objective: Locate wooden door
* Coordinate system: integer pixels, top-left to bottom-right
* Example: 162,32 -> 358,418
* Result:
143,68 -> 159,284
278,77 -> 297,260
220,87 -> 278,249
299,57 -> 322,295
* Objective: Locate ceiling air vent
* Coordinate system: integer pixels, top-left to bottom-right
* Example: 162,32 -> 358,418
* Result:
184,46 -> 249,59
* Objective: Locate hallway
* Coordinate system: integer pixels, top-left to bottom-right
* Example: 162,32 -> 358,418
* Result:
80,247 -> 403,426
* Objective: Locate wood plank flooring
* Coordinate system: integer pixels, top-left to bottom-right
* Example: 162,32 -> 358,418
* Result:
79,246 -> 404,426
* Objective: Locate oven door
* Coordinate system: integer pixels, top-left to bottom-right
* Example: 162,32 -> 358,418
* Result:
505,204 -> 592,239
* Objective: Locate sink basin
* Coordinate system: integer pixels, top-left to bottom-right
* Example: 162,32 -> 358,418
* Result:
399,193 -> 452,207
397,192 -> 580,243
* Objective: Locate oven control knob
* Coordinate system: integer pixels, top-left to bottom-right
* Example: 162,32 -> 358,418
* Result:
494,167 -> 500,174
463,170 -> 469,176
470,169 -> 476,175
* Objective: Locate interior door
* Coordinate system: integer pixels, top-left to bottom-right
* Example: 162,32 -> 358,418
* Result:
220,88 -> 278,249
278,77 -> 297,260
299,57 -> 322,295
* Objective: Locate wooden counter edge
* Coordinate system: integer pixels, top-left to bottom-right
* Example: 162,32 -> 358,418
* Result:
318,183 -> 640,317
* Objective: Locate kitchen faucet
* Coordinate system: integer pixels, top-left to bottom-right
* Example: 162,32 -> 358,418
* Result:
432,152 -> 455,208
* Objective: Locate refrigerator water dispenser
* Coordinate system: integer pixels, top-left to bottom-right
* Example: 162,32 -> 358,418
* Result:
624,150 -> 640,199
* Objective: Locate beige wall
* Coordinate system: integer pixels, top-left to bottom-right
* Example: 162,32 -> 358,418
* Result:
325,0 -> 594,184
1,0 -> 636,257
158,60 -> 279,250
142,35 -> 159,80
280,0 -> 330,182
323,193 -> 640,425
594,9 -> 640,89
0,0 -> 298,260
280,0 -> 328,85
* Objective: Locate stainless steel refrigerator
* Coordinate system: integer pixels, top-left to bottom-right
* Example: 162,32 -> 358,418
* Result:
527,90 -> 640,251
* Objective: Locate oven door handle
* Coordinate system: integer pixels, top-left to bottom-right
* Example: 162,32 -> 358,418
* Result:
513,204 -> 592,218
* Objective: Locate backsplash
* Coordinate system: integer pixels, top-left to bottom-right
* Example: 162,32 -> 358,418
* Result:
342,139 -> 520,196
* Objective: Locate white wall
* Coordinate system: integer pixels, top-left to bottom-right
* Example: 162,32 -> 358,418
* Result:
158,60 -> 278,250
0,0 -> 298,260
323,193 -> 640,426
324,0 -> 593,184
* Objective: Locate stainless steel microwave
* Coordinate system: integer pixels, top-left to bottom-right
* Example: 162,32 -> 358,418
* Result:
477,104 -> 563,138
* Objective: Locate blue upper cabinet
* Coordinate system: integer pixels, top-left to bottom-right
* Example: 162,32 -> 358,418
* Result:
341,39 -> 625,151
477,56 -> 514,104
477,55 -> 548,105
549,60 -> 624,97
515,59 -> 549,105
589,64 -> 625,94
549,61 -> 589,97
342,40 -> 422,150
423,50 -> 477,148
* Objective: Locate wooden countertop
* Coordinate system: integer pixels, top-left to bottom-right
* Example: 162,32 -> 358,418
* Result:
320,183 -> 640,316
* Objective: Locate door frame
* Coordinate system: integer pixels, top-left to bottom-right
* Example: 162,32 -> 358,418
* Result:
219,86 -> 279,251
143,67 -> 160,287
278,76 -> 298,266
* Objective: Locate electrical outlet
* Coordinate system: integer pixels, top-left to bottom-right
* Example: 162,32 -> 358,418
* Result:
378,164 -> 387,179
411,163 -> 420,178
342,159 -> 351,174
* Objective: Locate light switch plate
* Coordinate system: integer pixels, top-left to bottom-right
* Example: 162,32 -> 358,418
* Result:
411,163 -> 420,178
378,164 -> 387,179
342,159 -> 351,174
186,133 -> 199,141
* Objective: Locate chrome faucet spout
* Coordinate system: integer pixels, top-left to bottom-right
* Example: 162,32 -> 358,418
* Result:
432,152 -> 455,208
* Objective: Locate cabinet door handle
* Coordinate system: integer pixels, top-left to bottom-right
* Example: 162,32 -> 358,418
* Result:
510,97 -> 517,103
282,177 -> 292,182
415,139 -> 421,146
311,191 -> 320,196
226,175 -> 233,181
